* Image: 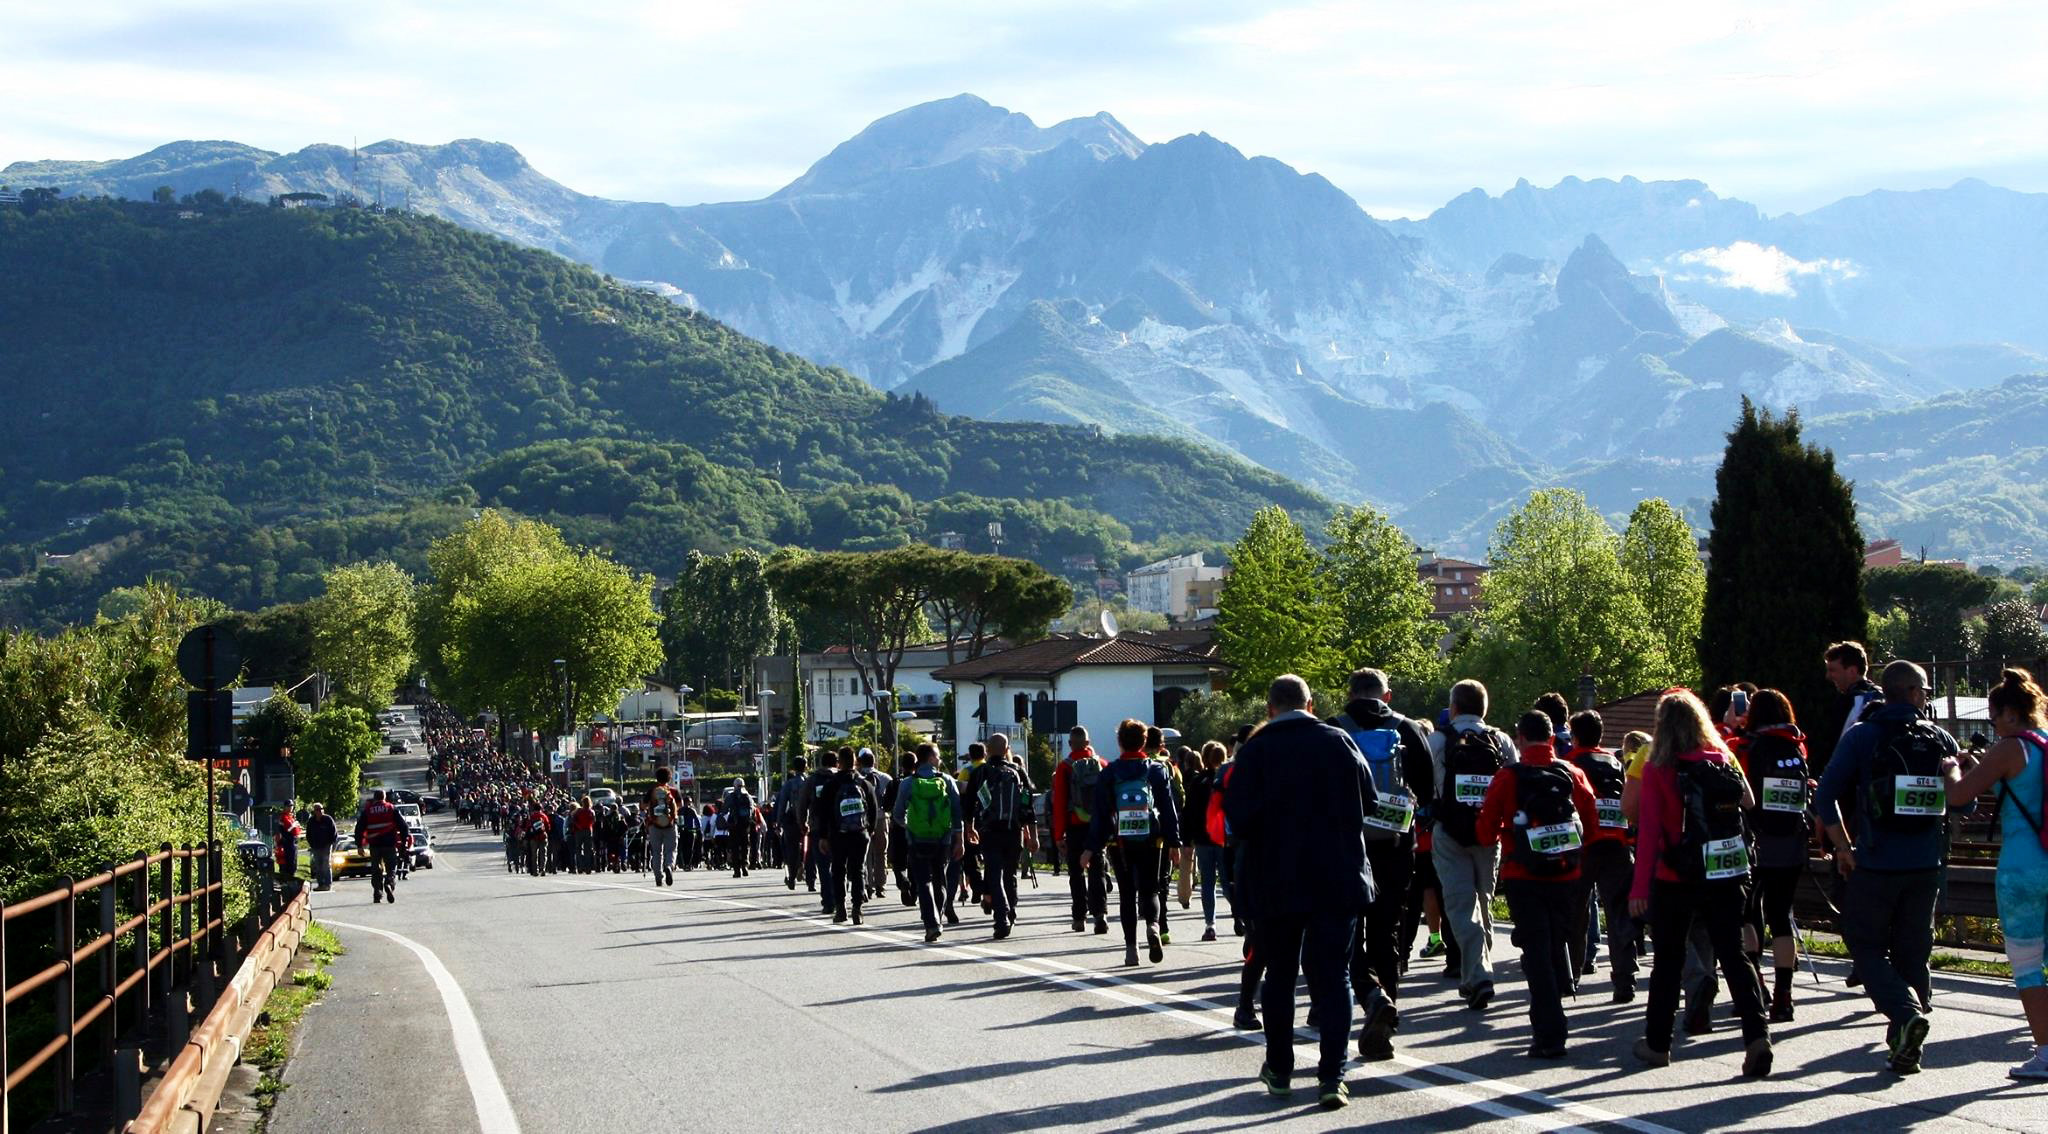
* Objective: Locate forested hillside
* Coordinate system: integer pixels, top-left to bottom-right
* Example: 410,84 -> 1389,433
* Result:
0,200 -> 1330,626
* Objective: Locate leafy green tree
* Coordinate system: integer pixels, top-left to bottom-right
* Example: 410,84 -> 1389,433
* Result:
294,705 -> 379,814
926,552 -> 1073,663
770,546 -> 944,753
1621,498 -> 1706,687
151,184 -> 174,205
1455,489 -> 1664,715
782,652 -> 807,771
1321,506 -> 1438,689
1866,563 -> 2001,662
310,561 -> 416,710
1700,400 -> 1869,725
659,549 -> 780,692
1216,506 -> 1340,697
1168,689 -> 1264,747
415,510 -> 572,713
1978,598 -> 2048,663
242,693 -> 308,757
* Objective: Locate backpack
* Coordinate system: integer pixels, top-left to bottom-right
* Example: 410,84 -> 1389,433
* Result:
1337,713 -> 1413,840
1437,727 -> 1505,846
905,775 -> 952,842
2004,731 -> 2048,854
977,763 -> 1022,829
1067,757 -> 1102,824
1111,761 -> 1155,840
646,788 -> 676,828
835,780 -> 868,834
725,793 -> 752,832
1668,759 -> 1751,884
1204,764 -> 1232,845
1573,749 -> 1628,831
1747,729 -> 1811,838
1509,763 -> 1583,877
1864,720 -> 1951,833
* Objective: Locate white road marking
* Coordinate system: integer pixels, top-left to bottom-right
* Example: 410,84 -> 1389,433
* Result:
324,919 -> 522,1134
540,874 -> 1680,1134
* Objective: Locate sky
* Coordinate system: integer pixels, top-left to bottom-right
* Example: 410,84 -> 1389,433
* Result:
4,0 -> 2045,218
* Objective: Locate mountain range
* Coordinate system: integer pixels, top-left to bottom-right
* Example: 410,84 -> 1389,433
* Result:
9,94 -> 2046,560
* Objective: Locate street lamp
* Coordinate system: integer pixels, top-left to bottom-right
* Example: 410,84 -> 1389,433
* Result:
755,688 -> 776,801
553,658 -> 569,783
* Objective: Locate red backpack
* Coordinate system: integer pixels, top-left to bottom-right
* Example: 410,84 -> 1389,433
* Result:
1205,764 -> 1232,845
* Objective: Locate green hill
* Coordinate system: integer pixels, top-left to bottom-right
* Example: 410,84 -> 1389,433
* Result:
0,199 -> 1332,625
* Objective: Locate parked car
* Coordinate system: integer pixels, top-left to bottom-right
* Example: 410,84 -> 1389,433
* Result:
588,788 -> 619,808
389,739 -> 411,754
387,789 -> 422,806
420,795 -> 445,814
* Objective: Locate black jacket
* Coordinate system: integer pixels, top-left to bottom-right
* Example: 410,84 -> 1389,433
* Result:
304,812 -> 339,849
1223,711 -> 1379,919
822,770 -> 880,835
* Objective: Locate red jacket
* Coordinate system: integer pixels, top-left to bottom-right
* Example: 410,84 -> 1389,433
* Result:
1050,748 -> 1104,843
1476,743 -> 1600,883
1632,746 -> 1738,900
571,806 -> 597,833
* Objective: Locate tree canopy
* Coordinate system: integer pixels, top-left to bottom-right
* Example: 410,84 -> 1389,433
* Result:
1216,507 -> 1340,697
310,561 -> 416,710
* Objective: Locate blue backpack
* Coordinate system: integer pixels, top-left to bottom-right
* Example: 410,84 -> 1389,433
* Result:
1339,714 -> 1413,841
1111,762 -> 1156,840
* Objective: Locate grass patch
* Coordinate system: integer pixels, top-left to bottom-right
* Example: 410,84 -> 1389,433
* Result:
243,919 -> 347,1115
1799,935 -> 2011,978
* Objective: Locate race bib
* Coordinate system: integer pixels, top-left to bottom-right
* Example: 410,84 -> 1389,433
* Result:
1596,797 -> 1627,829
1760,777 -> 1805,814
1893,775 -> 1944,817
1365,793 -> 1415,833
652,803 -> 672,820
1453,774 -> 1492,805
1703,836 -> 1750,881
839,796 -> 864,818
1526,821 -> 1582,856
1116,808 -> 1152,838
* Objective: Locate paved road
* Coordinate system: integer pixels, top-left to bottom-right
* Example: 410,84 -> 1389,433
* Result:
273,751 -> 2048,1134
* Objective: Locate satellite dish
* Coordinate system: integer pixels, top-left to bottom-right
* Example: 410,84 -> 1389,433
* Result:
1099,610 -> 1119,638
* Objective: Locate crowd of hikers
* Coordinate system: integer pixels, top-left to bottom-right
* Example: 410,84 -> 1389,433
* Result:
412,640 -> 2048,1108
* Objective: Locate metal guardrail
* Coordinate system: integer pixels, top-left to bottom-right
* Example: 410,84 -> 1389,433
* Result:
1,843 -> 225,1131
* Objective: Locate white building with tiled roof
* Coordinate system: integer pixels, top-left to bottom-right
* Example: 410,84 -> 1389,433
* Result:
932,632 -> 1227,756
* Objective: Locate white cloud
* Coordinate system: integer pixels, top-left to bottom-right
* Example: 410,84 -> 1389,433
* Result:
1667,242 -> 1860,296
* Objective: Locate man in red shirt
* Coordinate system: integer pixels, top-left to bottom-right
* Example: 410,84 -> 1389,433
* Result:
1051,726 -> 1108,935
355,790 -> 410,903
570,795 -> 598,873
1477,711 -> 1600,1059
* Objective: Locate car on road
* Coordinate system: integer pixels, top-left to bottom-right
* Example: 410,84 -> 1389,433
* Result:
387,789 -> 422,806
588,788 -> 619,807
388,739 -> 411,754
328,836 -> 372,878
420,795 -> 445,813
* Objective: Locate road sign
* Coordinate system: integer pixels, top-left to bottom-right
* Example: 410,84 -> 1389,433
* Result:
549,749 -> 567,773
175,624 -> 241,690
184,689 -> 234,761
675,760 -> 695,783
752,755 -> 767,774
622,733 -> 658,751
561,736 -> 578,759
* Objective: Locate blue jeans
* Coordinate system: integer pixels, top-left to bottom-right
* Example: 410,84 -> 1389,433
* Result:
1196,844 -> 1225,925
1256,911 -> 1357,1083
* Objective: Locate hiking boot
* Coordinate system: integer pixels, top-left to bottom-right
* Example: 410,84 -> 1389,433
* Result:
1613,979 -> 1636,1005
1525,1044 -> 1567,1060
1072,915 -> 1085,933
786,877 -> 796,890
1845,964 -> 1862,988
1317,1079 -> 1349,1110
1358,993 -> 1396,1058
1258,1064 -> 1291,1097
1683,1001 -> 1715,1037
373,889 -> 383,904
1742,1037 -> 1774,1079
1124,945 -> 1141,967
1465,982 -> 1493,1012
1233,918 -> 1245,936
1359,1032 -> 1395,1061
1202,926 -> 1218,942
1094,918 -> 1109,935
944,909 -> 961,927
993,922 -> 1009,940
833,910 -> 847,924
1633,1039 -> 1670,1068
1147,929 -> 1164,963
924,926 -> 941,943
1887,1014 -> 1930,1075
1233,1007 -> 1261,1031
1769,993 -> 1795,1023
851,909 -> 862,926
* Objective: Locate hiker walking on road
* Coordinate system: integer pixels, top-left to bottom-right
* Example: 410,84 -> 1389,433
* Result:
1085,719 -> 1183,968
1053,727 -> 1109,935
305,803 -> 338,891
823,748 -> 881,924
1430,679 -> 1518,1012
778,756 -> 811,891
1223,675 -> 1375,1109
965,733 -> 1034,939
644,767 -> 684,887
895,743 -> 965,943
357,789 -> 408,903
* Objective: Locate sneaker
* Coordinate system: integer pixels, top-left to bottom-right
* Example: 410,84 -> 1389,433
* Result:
2008,1047 -> 2048,1081
1258,1064 -> 1291,1097
1419,932 -> 1445,959
1317,1079 -> 1349,1110
1358,992 -> 1396,1058
1742,1037 -> 1774,1079
1633,1038 -> 1670,1068
832,910 -> 847,924
1233,919 -> 1245,937
1147,929 -> 1164,964
944,909 -> 961,927
992,922 -> 1009,940
1202,926 -> 1218,942
385,883 -> 396,903
1124,946 -> 1141,967
851,909 -> 863,926
924,926 -> 941,943
1887,1014 -> 1930,1075
1233,1008 -> 1262,1031
1159,928 -> 1172,946
1466,983 -> 1493,1012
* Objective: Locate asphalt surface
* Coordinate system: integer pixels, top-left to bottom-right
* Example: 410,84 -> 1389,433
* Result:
272,743 -> 2048,1134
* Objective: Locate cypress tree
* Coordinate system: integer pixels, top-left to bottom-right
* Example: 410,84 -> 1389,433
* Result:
1699,399 -> 1869,725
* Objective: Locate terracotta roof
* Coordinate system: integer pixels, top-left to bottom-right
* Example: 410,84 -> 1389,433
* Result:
932,636 -> 1227,681
1592,689 -> 1662,741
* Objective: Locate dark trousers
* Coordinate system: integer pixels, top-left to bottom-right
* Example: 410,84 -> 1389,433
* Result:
1841,867 -> 1941,1026
782,826 -> 806,885
1108,840 -> 1162,946
369,842 -> 401,891
1064,832 -> 1106,922
1645,879 -> 1769,1052
909,842 -> 950,932
1352,839 -> 1412,1008
1257,912 -> 1356,1083
1502,878 -> 1578,1050
1238,921 -> 1268,1012
889,822 -> 908,881
981,828 -> 1022,927
1570,840 -> 1638,982
827,832 -> 869,916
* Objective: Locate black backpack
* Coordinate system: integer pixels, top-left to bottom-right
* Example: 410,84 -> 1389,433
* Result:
1437,727 -> 1504,846
1509,763 -> 1583,877
1668,759 -> 1751,884
834,780 -> 869,835
1573,749 -> 1628,833
977,763 -> 1022,829
1864,720 -> 1951,833
1747,729 -> 1812,838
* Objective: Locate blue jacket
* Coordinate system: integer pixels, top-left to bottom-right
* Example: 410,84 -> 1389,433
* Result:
1816,702 -> 1961,871
1222,711 -> 1379,919
1088,753 -> 1182,851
